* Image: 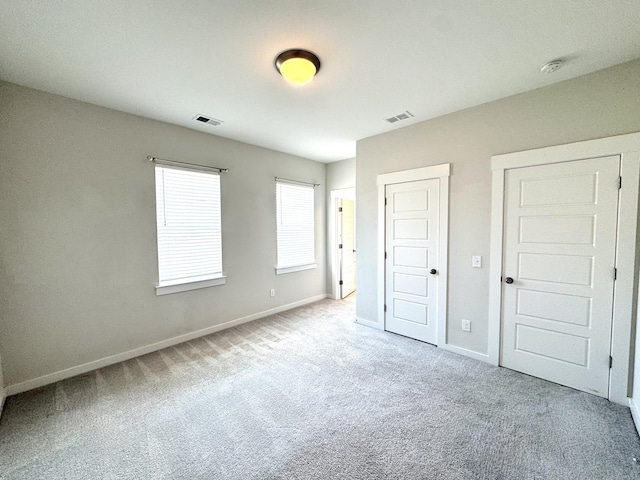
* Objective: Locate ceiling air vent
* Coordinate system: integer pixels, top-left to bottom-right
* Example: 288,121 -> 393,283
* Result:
193,114 -> 223,126
385,110 -> 414,124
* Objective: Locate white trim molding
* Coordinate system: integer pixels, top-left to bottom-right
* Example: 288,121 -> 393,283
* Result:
156,275 -> 226,295
0,352 -> 5,418
377,163 -> 450,348
276,263 -> 317,275
631,398 -> 640,436
441,344 -> 490,363
355,316 -> 384,330
4,294 -> 328,396
489,132 -> 640,406
0,390 -> 5,419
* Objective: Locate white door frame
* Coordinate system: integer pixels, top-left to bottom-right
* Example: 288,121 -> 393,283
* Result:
0,350 -> 5,417
330,188 -> 355,300
488,132 -> 640,405
377,164 -> 450,347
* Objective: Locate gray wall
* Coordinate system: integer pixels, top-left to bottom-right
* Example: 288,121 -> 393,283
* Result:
356,59 -> 640,355
327,158 -> 356,192
0,81 -> 326,387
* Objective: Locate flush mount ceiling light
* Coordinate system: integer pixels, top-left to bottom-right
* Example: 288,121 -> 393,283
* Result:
275,49 -> 321,85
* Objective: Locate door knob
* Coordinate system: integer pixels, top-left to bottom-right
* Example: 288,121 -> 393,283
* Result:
430,269 -> 437,275
505,277 -> 514,284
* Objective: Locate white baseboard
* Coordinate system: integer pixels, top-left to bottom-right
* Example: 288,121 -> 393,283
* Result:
0,389 -> 5,419
354,320 -> 491,367
353,318 -> 490,363
631,398 -> 640,435
355,316 -> 383,330
5,294 -> 328,396
440,343 -> 490,363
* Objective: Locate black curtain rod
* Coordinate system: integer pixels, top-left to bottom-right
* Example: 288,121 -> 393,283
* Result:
148,156 -> 228,173
275,176 -> 320,187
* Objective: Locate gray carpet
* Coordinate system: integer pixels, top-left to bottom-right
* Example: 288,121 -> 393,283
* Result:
1,297 -> 639,479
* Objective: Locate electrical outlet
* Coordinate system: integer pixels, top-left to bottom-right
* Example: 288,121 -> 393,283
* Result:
462,319 -> 471,332
270,289 -> 275,298
472,256 -> 482,268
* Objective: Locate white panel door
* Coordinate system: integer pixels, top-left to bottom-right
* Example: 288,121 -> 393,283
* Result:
385,179 -> 439,344
339,199 -> 356,299
501,156 -> 620,397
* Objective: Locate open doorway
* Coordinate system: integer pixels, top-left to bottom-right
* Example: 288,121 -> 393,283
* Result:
338,197 -> 356,298
330,188 -> 356,300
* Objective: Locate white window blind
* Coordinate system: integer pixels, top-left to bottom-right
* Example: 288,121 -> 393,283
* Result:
155,165 -> 223,288
276,180 -> 315,273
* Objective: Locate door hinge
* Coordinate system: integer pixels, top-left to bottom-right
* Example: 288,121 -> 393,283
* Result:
384,304 -> 387,312
384,251 -> 387,260
339,280 -> 343,286
609,356 -> 613,368
619,176 -> 622,189
338,244 -> 343,249
614,267 -> 617,280
385,197 -> 388,206
338,207 -> 343,212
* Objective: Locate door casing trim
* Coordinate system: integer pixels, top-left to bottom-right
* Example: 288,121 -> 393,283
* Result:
377,163 -> 450,347
488,132 -> 640,405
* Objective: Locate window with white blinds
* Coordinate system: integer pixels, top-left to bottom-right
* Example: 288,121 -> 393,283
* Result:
276,180 -> 316,274
155,164 -> 224,294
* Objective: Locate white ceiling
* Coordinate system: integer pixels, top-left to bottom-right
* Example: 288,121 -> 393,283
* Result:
1,1 -> 639,163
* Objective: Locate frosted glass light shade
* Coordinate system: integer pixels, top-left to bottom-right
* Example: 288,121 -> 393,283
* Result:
280,58 -> 317,85
275,50 -> 321,86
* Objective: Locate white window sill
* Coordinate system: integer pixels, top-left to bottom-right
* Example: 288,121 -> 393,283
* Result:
276,263 -> 317,275
156,276 -> 226,296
